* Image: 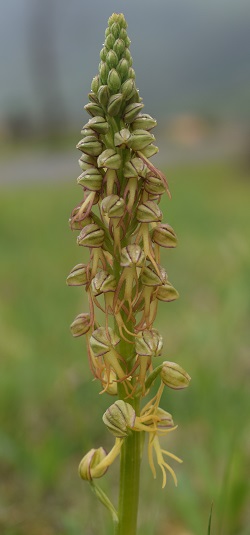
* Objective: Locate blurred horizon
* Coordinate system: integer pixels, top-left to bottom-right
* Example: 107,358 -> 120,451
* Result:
1,0 -> 250,141
1,0 -> 250,185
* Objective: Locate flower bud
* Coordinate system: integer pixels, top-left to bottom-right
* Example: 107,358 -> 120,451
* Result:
107,69 -> 121,93
151,224 -> 177,248
101,369 -> 117,395
127,129 -> 155,151
136,200 -> 162,223
91,270 -> 116,296
101,195 -> 125,218
106,49 -> 119,68
70,217 -> 93,231
131,157 -> 148,177
70,313 -> 91,337
100,47 -> 108,61
110,22 -> 120,39
120,244 -> 145,267
124,36 -> 131,48
139,144 -> 159,158
123,161 -> 138,179
77,168 -> 103,191
123,47 -> 133,66
107,93 -> 123,116
121,79 -> 136,100
103,400 -> 136,437
88,92 -> 99,103
79,447 -> 108,481
154,408 -> 174,429
98,85 -> 110,108
148,193 -> 161,203
76,136 -> 103,157
82,116 -> 109,135
116,58 -> 129,81
66,263 -> 88,286
119,28 -> 128,42
69,208 -> 93,230
80,127 -> 98,138
126,92 -> 141,105
84,102 -> 105,117
90,327 -> 120,357
144,174 -> 166,195
113,38 -> 126,58
78,153 -> 97,171
161,361 -> 191,390
123,102 -> 144,123
109,14 -> 119,25
135,329 -> 163,357
97,148 -> 121,170
156,282 -> 179,302
116,13 -> 127,29
131,113 -> 157,131
77,224 -> 105,248
128,67 -> 136,79
105,33 -> 116,50
99,61 -> 109,84
141,264 -> 163,287
91,75 -> 99,94
114,128 -> 131,148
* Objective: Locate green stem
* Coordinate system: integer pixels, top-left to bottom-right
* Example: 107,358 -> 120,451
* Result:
113,217 -> 143,535
117,396 -> 142,535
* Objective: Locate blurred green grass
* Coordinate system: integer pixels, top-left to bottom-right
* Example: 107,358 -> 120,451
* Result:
0,160 -> 249,535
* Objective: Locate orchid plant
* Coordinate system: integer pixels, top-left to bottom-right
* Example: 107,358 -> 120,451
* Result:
67,13 -> 190,535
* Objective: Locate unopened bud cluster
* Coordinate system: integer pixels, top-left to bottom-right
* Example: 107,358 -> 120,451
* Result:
68,13 -> 190,489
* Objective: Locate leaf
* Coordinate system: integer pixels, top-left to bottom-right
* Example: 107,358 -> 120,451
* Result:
207,502 -> 213,535
89,480 -> 119,527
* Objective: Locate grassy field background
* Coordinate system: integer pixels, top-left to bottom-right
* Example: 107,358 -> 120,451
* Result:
0,159 -> 249,535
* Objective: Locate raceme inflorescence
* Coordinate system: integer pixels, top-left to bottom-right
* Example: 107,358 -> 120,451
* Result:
67,13 -> 190,535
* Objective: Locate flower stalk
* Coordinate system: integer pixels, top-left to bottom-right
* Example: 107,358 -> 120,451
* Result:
67,13 -> 190,534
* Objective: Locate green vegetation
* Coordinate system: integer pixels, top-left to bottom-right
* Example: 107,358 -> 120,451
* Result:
0,160 -> 249,534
